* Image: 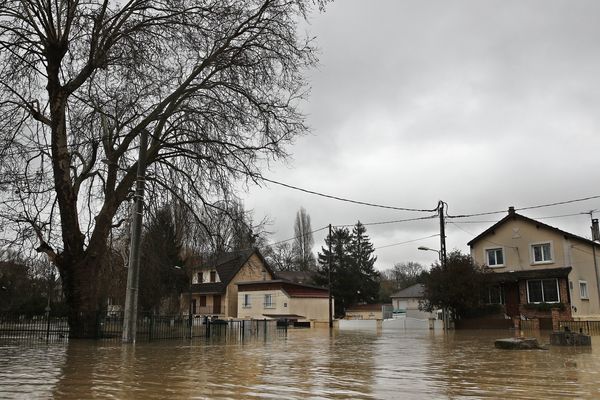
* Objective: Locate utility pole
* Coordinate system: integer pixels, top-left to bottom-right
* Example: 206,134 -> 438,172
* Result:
439,200 -> 447,269
122,130 -> 148,343
328,224 -> 333,329
438,200 -> 449,330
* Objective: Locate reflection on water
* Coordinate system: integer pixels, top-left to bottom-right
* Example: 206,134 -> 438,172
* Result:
2,328 -> 600,399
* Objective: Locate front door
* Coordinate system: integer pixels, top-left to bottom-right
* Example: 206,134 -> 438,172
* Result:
504,283 -> 520,317
213,295 -> 221,314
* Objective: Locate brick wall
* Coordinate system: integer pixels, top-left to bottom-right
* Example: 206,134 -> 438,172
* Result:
518,278 -> 572,320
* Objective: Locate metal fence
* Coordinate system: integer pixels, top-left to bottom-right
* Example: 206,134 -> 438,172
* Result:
559,320 -> 600,335
0,311 -> 286,343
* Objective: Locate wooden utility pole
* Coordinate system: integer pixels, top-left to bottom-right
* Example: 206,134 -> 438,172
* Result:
328,224 -> 333,329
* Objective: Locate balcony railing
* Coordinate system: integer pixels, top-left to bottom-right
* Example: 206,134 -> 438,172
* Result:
263,303 -> 275,309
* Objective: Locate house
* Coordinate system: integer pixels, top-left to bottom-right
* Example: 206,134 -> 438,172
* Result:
236,279 -> 331,324
390,283 -> 436,320
183,249 -> 275,318
344,303 -> 392,320
468,207 -> 600,326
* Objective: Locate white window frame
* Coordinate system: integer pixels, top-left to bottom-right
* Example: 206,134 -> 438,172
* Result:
530,241 -> 554,265
579,280 -> 589,300
526,278 -> 560,303
242,293 -> 251,308
264,293 -> 275,309
484,247 -> 505,267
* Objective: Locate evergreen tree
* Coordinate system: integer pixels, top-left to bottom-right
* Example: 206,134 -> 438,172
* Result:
315,227 -> 354,317
314,222 -> 380,317
348,222 -> 380,304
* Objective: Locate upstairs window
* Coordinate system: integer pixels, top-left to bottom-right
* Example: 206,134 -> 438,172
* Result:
580,281 -> 589,300
485,248 -> 504,267
210,270 -> 216,282
531,242 -> 552,263
264,294 -> 274,308
242,294 -> 251,308
197,272 -> 203,283
527,279 -> 559,303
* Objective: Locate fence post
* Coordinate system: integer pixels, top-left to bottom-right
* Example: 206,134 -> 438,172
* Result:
149,314 -> 154,342
45,306 -> 51,344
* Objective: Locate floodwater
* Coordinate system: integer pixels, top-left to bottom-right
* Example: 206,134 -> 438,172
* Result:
1,327 -> 600,399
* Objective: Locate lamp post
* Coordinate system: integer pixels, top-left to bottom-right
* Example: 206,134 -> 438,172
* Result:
418,245 -> 449,330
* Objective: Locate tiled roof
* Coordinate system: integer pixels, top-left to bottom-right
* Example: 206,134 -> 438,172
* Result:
485,266 -> 572,283
191,248 -> 275,294
390,283 -> 425,299
467,210 -> 600,248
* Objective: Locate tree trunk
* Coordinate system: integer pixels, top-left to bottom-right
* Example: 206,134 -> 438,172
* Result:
59,254 -> 104,338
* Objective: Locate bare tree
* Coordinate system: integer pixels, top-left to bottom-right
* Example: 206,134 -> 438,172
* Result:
263,241 -> 295,271
292,207 -> 315,271
0,0 -> 325,335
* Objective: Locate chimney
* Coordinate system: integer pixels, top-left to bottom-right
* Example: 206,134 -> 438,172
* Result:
591,219 -> 600,242
508,206 -> 515,215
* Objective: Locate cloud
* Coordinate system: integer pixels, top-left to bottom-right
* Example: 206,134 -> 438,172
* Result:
243,0 -> 600,269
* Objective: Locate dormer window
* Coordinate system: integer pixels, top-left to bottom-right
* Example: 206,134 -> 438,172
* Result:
210,270 -> 216,282
197,272 -> 203,283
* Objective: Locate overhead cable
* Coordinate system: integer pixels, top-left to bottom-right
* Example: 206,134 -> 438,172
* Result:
262,177 -> 439,213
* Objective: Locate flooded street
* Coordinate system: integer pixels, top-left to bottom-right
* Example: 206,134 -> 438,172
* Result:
2,327 -> 600,399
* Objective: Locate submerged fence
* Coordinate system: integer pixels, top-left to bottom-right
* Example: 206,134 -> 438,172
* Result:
559,320 -> 600,336
0,311 -> 286,343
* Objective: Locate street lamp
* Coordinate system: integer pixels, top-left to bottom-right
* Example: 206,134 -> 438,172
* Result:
417,246 -> 441,258
417,245 -> 449,330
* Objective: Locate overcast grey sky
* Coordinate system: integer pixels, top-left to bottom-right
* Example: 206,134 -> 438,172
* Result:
242,0 -> 600,270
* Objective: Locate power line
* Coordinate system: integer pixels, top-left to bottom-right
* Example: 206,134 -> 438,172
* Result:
336,214 -> 438,228
447,195 -> 600,219
262,177 -> 439,213
375,234 -> 440,250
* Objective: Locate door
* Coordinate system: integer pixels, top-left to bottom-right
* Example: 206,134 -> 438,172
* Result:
213,295 -> 221,314
504,283 -> 520,317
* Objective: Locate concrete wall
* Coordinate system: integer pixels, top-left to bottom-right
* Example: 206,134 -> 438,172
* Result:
236,289 -> 288,319
288,297 -> 330,322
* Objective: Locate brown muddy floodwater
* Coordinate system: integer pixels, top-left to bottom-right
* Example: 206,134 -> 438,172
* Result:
1,327 -> 600,399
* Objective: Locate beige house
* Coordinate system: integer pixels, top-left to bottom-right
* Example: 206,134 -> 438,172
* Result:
183,249 -> 275,318
236,280 -> 330,323
469,207 -> 600,324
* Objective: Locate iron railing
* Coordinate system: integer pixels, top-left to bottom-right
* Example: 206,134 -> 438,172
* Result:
0,311 -> 286,343
559,320 -> 600,335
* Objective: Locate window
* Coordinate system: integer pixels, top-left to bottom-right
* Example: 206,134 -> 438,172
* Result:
527,279 -> 560,303
482,285 -> 505,304
197,272 -> 203,283
210,270 -> 216,282
191,299 -> 197,314
531,242 -> 552,263
199,295 -> 207,307
242,294 -> 251,308
264,294 -> 274,308
580,281 -> 589,300
485,248 -> 504,267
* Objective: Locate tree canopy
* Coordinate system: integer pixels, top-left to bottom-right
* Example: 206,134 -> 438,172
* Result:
0,0 -> 326,332
314,222 -> 379,317
420,250 -> 489,320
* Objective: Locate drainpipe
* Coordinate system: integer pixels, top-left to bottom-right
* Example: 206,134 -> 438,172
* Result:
591,218 -> 600,312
